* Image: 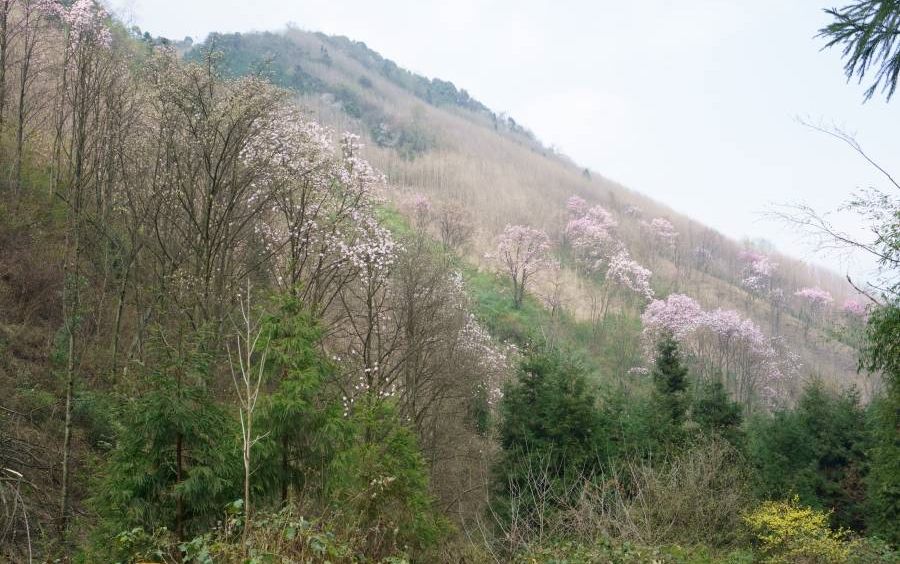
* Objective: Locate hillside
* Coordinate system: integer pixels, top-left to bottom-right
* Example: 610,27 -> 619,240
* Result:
193,28 -> 866,397
2,4 -> 897,562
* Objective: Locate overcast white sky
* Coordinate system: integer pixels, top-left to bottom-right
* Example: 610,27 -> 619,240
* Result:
109,0 -> 899,277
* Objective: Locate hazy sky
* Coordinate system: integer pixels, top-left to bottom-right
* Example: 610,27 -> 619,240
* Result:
110,0 -> 899,277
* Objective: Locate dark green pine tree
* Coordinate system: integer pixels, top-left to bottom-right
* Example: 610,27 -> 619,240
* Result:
746,382 -> 869,532
860,303 -> 900,543
492,347 -> 608,524
692,380 -> 744,447
652,336 -> 689,428
94,331 -> 238,544
253,297 -> 346,506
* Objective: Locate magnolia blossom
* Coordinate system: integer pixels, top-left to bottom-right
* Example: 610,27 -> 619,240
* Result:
606,249 -> 654,300
738,250 -> 764,263
842,298 -> 867,317
794,286 -> 834,308
642,293 -> 794,407
565,197 -> 618,274
242,104 -> 393,304
410,192 -> 432,226
705,308 -> 775,364
644,217 -> 678,252
56,0 -> 113,50
566,195 -> 588,217
740,251 -> 777,296
338,214 -> 398,286
496,225 -> 550,307
459,313 -> 511,405
641,293 -> 706,340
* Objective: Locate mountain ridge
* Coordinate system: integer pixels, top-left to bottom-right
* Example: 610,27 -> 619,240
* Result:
176,26 -> 868,396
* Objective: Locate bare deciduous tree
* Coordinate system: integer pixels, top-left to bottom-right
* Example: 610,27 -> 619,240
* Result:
227,281 -> 270,545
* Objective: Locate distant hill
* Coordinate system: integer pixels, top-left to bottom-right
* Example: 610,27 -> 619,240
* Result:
187,28 -> 866,396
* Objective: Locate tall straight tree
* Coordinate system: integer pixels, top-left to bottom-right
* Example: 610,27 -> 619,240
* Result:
227,282 -> 269,545
55,0 -> 113,539
13,0 -> 52,192
0,0 -> 10,146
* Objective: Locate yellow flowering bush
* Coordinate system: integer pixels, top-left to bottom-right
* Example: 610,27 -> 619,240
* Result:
743,497 -> 850,564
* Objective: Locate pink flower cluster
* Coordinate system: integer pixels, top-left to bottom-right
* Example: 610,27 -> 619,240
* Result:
738,250 -> 764,263
643,217 -> 678,252
842,298 -> 866,317
50,0 -> 112,49
606,249 -> 654,300
794,286 -> 834,309
642,292 -> 794,404
241,105 -> 394,294
459,312 -> 510,405
566,195 -> 589,217
565,197 -> 618,274
338,213 -> 398,285
497,225 -> 551,277
411,193 -> 432,222
740,251 -> 777,295
641,294 -> 706,339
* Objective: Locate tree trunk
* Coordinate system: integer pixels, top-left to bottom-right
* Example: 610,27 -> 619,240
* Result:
280,439 -> 289,505
14,36 -> 31,194
175,431 -> 184,544
0,0 -> 9,143
110,258 -> 132,376
58,226 -> 81,540
243,411 -> 251,545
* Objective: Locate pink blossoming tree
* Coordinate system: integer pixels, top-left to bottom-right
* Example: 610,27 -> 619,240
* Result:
564,200 -> 618,275
410,192 -> 432,229
642,293 -> 795,410
842,298 -> 867,317
645,217 -> 678,256
496,224 -> 550,308
794,286 -> 834,338
601,249 -> 654,318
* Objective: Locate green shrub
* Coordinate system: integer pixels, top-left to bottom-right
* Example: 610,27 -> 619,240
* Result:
327,397 -> 448,559
106,506 -> 415,564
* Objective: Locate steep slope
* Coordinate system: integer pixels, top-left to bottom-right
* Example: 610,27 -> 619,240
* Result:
188,28 -> 865,397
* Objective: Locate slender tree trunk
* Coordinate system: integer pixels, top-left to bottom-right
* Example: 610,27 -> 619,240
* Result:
58,226 -> 81,539
243,411 -> 251,545
280,439 -> 289,505
175,431 -> 184,544
15,34 -> 32,194
0,0 -> 9,143
110,255 -> 133,376
59,51 -> 90,541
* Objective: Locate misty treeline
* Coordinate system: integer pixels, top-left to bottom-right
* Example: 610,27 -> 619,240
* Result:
0,1 -> 898,564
